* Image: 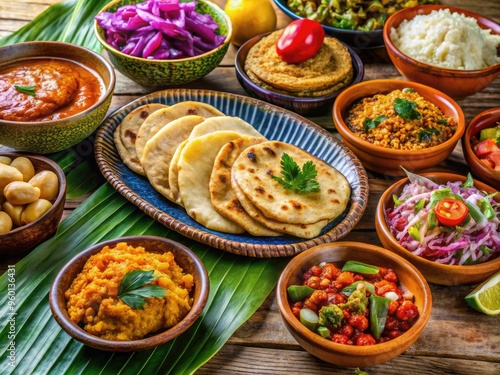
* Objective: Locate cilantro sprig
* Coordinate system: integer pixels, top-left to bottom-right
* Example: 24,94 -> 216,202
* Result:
14,85 -> 36,96
118,269 -> 168,309
394,98 -> 421,120
272,153 -> 320,194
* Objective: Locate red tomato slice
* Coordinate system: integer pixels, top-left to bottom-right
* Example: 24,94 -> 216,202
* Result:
275,19 -> 325,64
434,198 -> 469,227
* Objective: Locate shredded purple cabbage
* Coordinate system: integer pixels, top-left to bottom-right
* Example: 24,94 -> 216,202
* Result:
95,0 -> 226,59
386,178 -> 500,266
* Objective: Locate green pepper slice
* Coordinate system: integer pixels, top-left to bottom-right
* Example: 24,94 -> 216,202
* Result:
341,280 -> 375,296
287,285 -> 315,302
369,295 -> 391,340
342,260 -> 379,274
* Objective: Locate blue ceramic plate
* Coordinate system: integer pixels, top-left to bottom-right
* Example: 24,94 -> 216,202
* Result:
94,89 -> 368,257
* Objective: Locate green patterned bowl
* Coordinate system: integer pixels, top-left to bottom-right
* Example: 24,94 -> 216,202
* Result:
0,41 -> 115,154
94,0 -> 232,87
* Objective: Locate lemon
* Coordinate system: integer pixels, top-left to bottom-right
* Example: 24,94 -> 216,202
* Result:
224,0 -> 277,47
465,271 -> 500,316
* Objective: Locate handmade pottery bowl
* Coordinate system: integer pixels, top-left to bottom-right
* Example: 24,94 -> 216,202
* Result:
94,0 -> 232,87
0,41 -> 115,154
383,5 -> 500,99
235,33 -> 364,115
273,0 -> 384,49
462,107 -> 500,190
276,241 -> 432,367
0,153 -> 66,257
49,235 -> 209,352
332,79 -> 465,176
375,172 -> 500,285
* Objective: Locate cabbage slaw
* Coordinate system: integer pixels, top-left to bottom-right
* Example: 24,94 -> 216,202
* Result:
385,172 -> 500,265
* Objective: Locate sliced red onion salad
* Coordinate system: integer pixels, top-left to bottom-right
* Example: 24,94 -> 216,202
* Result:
385,171 -> 500,266
95,0 -> 226,59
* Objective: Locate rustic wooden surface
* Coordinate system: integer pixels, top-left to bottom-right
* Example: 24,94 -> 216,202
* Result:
1,0 -> 499,374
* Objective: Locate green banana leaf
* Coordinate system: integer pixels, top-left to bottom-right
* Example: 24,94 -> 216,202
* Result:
0,0 -> 290,373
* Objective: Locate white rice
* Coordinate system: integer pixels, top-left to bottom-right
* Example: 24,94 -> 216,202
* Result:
390,8 -> 500,70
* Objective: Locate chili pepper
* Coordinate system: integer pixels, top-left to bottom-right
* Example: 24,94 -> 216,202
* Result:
342,260 -> 379,274
369,294 -> 391,339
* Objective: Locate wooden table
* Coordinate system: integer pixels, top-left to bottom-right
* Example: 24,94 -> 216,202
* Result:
1,1 -> 499,374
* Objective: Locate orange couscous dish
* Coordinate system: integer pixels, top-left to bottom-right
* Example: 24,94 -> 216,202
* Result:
345,88 -> 457,150
65,242 -> 194,341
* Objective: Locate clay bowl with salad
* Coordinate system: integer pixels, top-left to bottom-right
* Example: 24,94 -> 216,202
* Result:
94,0 -> 232,87
235,20 -> 364,115
0,153 -> 66,257
0,41 -> 115,154
273,0 -> 440,50
383,5 -> 500,99
49,235 -> 209,352
376,171 -> 500,286
276,241 -> 432,367
332,79 -> 465,176
462,107 -> 500,190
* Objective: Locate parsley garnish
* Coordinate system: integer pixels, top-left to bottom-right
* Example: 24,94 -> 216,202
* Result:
118,269 -> 168,309
14,85 -> 36,96
394,98 -> 421,120
363,115 -> 386,132
272,153 -> 320,194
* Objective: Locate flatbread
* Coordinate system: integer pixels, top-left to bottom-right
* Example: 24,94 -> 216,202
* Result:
231,173 -> 329,239
135,101 -> 224,161
177,131 -> 246,234
114,103 -> 167,175
168,139 -> 188,206
232,141 -> 351,225
141,115 -> 206,204
210,136 -> 281,236
189,116 -> 263,140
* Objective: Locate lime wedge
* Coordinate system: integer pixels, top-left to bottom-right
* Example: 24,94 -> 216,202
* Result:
465,271 -> 500,316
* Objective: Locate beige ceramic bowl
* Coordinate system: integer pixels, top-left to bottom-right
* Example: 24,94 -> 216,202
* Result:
462,107 -> 500,190
49,235 -> 209,352
383,5 -> 500,99
0,41 -> 115,154
0,153 -> 66,257
376,172 -> 500,285
276,241 -> 432,367
332,79 -> 465,176
95,0 -> 232,87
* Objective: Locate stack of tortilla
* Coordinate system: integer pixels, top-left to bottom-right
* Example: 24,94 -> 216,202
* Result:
114,101 -> 351,239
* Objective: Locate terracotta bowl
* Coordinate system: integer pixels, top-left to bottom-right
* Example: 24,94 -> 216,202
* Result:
276,241 -> 432,367
462,107 -> 500,190
235,33 -> 364,115
332,79 -> 465,176
0,41 -> 115,154
273,0 -> 384,49
383,5 -> 500,99
95,0 -> 231,87
0,153 -> 66,257
49,235 -> 209,352
376,172 -> 500,285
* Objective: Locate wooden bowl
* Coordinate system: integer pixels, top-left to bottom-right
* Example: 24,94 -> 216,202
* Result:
276,241 -> 432,367
376,172 -> 500,285
49,235 -> 209,352
383,5 -> 500,99
462,107 -> 500,190
332,79 -> 465,176
0,153 -> 66,257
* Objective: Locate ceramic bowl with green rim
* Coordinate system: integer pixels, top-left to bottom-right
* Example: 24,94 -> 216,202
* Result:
94,0 -> 232,87
0,41 -> 115,154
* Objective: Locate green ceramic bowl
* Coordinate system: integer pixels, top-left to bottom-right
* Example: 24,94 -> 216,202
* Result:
94,0 -> 232,87
0,41 -> 115,154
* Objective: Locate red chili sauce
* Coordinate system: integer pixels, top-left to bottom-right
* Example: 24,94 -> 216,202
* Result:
0,58 -> 103,122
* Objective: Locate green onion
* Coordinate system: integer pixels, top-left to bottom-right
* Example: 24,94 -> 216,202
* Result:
300,308 -> 319,331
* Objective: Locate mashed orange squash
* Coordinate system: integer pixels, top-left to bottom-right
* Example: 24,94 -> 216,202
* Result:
65,242 -> 194,341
